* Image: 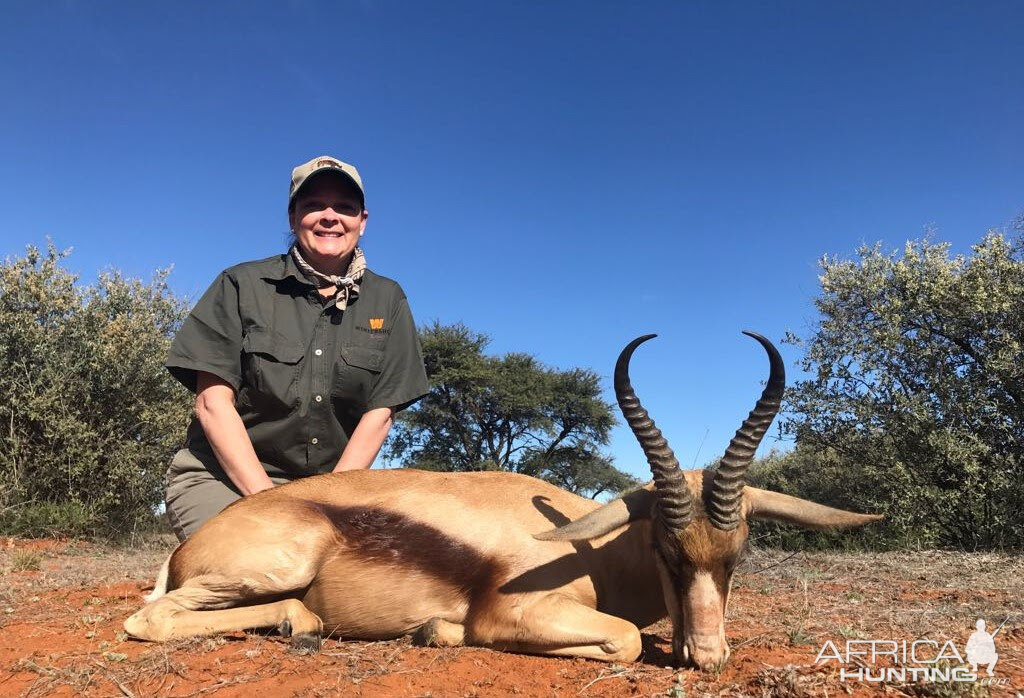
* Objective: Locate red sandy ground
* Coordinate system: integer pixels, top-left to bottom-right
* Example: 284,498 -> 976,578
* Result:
0,538 -> 1021,697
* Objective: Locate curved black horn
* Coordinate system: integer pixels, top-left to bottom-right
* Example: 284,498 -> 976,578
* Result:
707,330 -> 785,530
615,335 -> 693,533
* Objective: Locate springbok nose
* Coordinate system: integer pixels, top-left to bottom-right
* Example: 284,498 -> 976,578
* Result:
681,637 -> 730,671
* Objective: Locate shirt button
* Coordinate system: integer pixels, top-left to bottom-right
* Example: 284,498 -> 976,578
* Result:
311,437 -> 319,445
314,349 -> 323,356
315,395 -> 323,402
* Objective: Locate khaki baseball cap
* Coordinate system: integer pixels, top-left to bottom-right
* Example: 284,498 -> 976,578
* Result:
289,155 -> 365,206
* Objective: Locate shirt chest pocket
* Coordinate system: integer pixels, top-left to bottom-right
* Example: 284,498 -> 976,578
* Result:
332,345 -> 384,406
242,328 -> 305,409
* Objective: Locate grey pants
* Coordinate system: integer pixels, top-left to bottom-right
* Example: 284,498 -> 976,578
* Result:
165,449 -> 294,541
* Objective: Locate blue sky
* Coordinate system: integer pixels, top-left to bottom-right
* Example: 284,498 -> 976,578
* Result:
2,1 -> 1021,482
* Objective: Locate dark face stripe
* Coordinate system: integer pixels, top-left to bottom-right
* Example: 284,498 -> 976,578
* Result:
653,518 -> 743,607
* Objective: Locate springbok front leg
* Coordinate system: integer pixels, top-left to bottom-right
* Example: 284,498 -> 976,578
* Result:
471,593 -> 642,663
124,575 -> 324,650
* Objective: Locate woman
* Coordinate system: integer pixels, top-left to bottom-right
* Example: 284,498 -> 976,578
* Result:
163,155 -> 429,541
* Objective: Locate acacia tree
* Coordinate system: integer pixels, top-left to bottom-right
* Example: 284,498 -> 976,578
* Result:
386,322 -> 638,498
782,230 -> 1024,548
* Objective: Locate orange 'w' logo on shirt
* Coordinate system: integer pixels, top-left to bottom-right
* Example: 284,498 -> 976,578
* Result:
369,318 -> 384,330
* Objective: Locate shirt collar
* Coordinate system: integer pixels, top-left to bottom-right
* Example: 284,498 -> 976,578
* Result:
261,252 -> 374,293
262,252 -> 314,288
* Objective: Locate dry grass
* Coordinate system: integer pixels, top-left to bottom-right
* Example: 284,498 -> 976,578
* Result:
8,549 -> 43,572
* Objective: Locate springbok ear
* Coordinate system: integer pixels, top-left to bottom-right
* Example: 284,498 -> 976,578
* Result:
534,487 -> 654,542
745,487 -> 884,531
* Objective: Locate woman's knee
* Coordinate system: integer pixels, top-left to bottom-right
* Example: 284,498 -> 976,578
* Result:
165,472 -> 243,540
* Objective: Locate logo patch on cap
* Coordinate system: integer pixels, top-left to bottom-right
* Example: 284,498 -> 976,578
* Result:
314,158 -> 341,170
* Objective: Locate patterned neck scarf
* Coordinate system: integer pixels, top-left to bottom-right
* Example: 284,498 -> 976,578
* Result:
290,244 -> 367,311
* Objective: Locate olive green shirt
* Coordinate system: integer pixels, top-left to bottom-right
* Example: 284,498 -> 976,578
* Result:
166,253 -> 429,478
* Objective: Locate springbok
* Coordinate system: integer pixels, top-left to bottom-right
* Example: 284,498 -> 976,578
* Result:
125,332 -> 882,669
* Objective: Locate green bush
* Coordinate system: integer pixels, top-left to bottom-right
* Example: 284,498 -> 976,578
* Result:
0,243 -> 191,538
772,228 -> 1024,550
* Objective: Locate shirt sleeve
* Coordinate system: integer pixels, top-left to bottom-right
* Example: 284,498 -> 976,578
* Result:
367,293 -> 430,412
166,272 -> 244,393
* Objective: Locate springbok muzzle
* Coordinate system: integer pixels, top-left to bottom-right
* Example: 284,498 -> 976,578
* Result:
681,634 -> 730,670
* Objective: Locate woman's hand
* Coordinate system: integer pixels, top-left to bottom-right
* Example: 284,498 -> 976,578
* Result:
333,406 -> 395,472
195,371 -> 275,495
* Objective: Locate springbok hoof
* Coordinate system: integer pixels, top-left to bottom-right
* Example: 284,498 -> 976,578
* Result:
411,619 -> 440,646
411,618 -> 465,648
289,632 -> 322,654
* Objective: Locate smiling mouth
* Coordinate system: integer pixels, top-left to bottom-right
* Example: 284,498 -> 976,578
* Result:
314,232 -> 343,238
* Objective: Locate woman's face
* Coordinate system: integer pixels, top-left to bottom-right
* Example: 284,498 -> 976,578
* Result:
290,173 -> 368,273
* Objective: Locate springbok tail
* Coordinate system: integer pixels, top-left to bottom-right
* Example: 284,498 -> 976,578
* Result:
144,552 -> 173,603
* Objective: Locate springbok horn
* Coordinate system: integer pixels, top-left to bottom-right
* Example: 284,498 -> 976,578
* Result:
707,330 -> 785,530
615,335 -> 693,533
